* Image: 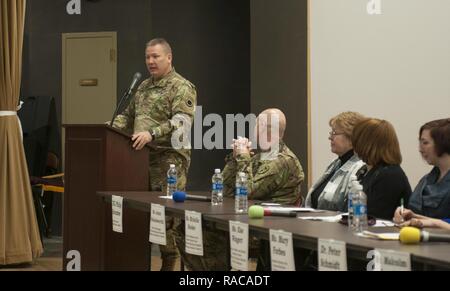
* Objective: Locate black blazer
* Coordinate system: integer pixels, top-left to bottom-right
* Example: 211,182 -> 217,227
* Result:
357,164 -> 412,220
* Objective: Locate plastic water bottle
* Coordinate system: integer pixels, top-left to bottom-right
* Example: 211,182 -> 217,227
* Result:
235,172 -> 248,213
347,175 -> 357,229
166,164 -> 177,197
211,169 -> 223,206
353,184 -> 368,234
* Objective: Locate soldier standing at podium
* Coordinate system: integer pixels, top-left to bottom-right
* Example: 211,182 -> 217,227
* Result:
111,38 -> 197,271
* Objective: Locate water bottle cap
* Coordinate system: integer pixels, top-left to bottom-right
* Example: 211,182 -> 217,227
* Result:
215,169 -> 221,174
170,164 -> 176,168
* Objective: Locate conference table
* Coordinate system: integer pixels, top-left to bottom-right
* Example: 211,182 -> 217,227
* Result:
97,191 -> 450,271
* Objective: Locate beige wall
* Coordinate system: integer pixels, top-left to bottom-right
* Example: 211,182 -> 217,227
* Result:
310,0 -> 450,188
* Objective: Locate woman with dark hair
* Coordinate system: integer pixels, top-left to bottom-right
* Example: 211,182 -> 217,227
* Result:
352,119 -> 412,220
394,118 -> 450,221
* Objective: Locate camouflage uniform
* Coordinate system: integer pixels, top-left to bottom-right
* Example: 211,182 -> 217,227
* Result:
222,141 -> 304,204
112,69 -> 196,271
175,141 -> 304,271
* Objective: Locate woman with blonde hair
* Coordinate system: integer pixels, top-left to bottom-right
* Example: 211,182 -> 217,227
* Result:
305,112 -> 366,211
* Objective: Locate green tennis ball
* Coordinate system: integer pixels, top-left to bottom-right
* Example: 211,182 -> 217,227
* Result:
249,205 -> 264,219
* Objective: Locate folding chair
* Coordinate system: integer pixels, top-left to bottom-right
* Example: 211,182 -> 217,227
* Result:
31,173 -> 64,240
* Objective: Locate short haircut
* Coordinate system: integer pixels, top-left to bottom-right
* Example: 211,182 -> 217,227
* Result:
329,111 -> 366,140
352,118 -> 402,166
146,38 -> 172,54
258,108 -> 287,139
420,118 -> 450,157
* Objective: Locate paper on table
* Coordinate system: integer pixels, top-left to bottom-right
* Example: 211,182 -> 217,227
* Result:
372,220 -> 396,227
358,231 -> 399,241
265,207 -> 323,213
159,196 -> 173,199
298,214 -> 343,222
259,203 -> 281,207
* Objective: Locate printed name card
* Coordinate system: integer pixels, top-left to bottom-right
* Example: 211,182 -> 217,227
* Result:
318,239 -> 348,271
149,204 -> 166,245
269,229 -> 295,271
373,249 -> 411,271
112,195 -> 123,233
185,211 -> 204,256
229,221 -> 249,271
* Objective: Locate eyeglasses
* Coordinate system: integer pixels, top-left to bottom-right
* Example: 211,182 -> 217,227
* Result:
329,131 -> 345,137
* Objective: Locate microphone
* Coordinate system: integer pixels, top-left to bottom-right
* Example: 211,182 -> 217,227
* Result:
110,72 -> 142,126
248,205 -> 297,219
126,72 -> 142,96
172,191 -> 211,203
400,227 -> 450,244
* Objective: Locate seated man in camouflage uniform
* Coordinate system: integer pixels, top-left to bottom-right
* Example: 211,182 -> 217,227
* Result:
112,38 -> 197,271
175,108 -> 304,270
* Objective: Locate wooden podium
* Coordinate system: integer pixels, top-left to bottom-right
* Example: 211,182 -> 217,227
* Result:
63,125 -> 151,271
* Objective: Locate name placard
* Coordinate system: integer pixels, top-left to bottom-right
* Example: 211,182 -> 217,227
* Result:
149,204 -> 166,245
229,221 -> 249,271
269,229 -> 295,271
185,211 -> 203,256
318,239 -> 347,271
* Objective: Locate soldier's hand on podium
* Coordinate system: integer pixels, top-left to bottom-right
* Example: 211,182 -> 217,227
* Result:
132,131 -> 152,150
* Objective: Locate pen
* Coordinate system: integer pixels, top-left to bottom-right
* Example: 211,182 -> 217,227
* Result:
400,198 -> 404,215
400,198 -> 404,223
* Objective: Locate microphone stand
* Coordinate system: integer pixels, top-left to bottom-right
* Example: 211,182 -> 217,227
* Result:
110,88 -> 133,127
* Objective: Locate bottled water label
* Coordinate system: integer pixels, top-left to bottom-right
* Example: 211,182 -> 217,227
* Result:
236,187 -> 247,196
213,183 -> 223,191
167,177 -> 177,185
354,204 -> 366,216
